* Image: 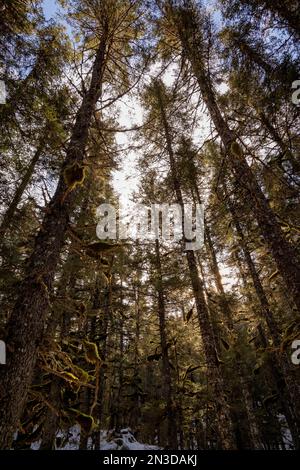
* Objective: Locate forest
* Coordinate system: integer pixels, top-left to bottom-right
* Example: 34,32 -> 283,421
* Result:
0,0 -> 300,451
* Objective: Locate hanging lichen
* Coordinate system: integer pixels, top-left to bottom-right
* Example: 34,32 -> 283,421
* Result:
268,269 -> 279,282
280,320 -> 300,352
230,141 -> 243,158
68,408 -> 95,434
85,241 -> 121,258
63,161 -> 86,190
60,161 -> 87,204
72,365 -> 90,384
83,340 -> 100,364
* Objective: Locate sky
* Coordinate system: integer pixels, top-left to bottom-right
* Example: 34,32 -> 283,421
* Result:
42,0 -> 59,20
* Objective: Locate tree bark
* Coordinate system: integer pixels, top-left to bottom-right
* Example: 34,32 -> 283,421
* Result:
154,238 -> 178,449
96,285 -> 111,449
0,30 -> 108,449
39,376 -> 61,450
257,110 -> 300,175
0,143 -> 44,241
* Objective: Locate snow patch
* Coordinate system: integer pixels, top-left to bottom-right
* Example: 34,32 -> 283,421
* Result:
31,426 -> 159,450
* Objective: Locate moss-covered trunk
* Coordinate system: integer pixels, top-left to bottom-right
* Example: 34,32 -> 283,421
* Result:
0,32 -> 108,449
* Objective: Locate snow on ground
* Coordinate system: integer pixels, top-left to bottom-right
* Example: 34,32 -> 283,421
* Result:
101,429 -> 159,450
31,426 -> 159,450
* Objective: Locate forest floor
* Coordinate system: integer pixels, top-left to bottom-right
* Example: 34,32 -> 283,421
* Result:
31,426 -> 159,450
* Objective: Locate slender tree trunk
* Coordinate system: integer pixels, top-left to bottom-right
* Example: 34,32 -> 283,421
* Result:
129,273 -> 142,434
237,38 -> 274,75
96,285 -> 111,449
257,111 -> 300,174
185,249 -> 236,449
204,223 -> 234,328
39,376 -> 61,450
79,387 -> 91,450
226,192 -> 282,343
228,1 -> 300,37
154,239 -> 178,449
114,278 -> 125,433
80,280 -> 102,451
0,143 -> 44,241
39,248 -> 79,450
0,31 -> 109,449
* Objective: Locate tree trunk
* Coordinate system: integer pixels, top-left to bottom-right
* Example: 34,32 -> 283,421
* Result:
0,143 -> 44,241
39,376 -> 61,450
154,238 -> 178,449
204,223 -> 234,328
39,251 -> 77,450
257,110 -> 300,175
96,285 -> 111,449
229,33 -> 275,77
0,31 -> 108,449
129,270 -> 143,434
232,249 -> 300,448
